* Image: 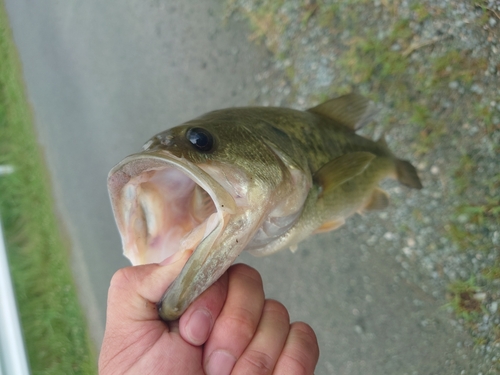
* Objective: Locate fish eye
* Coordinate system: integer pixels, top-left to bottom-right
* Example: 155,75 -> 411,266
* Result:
186,127 -> 214,152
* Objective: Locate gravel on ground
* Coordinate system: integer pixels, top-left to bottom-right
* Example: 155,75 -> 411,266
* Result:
226,1 -> 500,373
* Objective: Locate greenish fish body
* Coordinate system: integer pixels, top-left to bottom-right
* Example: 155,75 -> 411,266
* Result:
107,93 -> 422,321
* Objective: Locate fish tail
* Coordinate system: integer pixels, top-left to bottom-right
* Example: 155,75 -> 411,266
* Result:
395,159 -> 423,189
376,136 -> 422,189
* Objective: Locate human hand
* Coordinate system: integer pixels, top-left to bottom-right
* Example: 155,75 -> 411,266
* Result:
99,253 -> 319,375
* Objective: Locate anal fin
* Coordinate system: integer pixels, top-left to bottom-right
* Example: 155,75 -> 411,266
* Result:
314,219 -> 345,233
362,188 -> 389,212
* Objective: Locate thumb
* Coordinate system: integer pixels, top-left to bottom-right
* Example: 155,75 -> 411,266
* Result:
105,250 -> 191,325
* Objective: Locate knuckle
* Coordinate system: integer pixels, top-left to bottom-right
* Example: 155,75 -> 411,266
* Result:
240,349 -> 274,375
223,307 -> 257,342
230,264 -> 263,287
109,267 -> 135,289
280,353 -> 309,375
263,300 -> 290,323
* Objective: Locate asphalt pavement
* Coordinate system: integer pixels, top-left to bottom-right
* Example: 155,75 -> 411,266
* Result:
4,1 -> 474,373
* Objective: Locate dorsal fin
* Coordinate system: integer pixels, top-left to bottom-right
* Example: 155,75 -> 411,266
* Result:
307,93 -> 377,131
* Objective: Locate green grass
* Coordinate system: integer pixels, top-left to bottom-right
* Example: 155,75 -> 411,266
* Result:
0,2 -> 97,374
446,276 -> 484,322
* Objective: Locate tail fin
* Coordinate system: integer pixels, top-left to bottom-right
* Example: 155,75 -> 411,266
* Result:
395,159 -> 423,189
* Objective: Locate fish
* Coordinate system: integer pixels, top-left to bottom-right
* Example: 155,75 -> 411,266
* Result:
107,93 -> 422,321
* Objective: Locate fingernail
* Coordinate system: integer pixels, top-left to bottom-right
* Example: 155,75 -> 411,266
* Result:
186,309 -> 212,345
206,350 -> 236,375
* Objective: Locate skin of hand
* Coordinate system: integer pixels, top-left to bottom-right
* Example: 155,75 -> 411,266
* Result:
98,252 -> 319,375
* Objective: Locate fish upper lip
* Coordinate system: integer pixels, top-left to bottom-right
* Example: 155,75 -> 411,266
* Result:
108,149 -> 237,213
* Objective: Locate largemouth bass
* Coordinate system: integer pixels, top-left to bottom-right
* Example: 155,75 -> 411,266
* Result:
107,93 -> 422,321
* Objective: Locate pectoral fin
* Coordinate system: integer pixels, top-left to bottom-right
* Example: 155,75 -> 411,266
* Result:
314,218 -> 345,233
314,152 -> 376,196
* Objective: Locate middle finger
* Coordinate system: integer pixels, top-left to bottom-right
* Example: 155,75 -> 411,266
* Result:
203,264 -> 265,375
231,299 -> 290,375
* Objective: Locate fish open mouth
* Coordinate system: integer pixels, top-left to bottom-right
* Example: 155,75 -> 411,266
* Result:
107,152 -> 236,266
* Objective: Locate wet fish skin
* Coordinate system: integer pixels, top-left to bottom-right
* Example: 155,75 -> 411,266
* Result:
107,93 -> 422,321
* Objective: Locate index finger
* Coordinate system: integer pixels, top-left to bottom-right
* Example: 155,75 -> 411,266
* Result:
203,264 -> 265,374
178,270 -> 229,346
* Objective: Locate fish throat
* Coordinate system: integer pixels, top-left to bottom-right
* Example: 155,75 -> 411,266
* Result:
127,168 -> 218,264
